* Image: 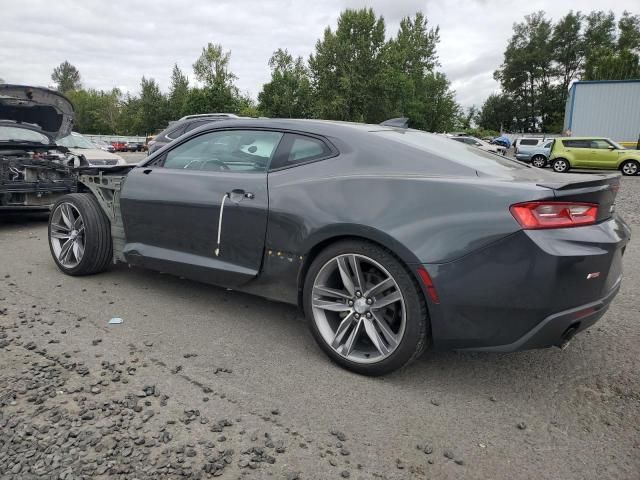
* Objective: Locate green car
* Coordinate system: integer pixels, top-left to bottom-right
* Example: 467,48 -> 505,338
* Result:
549,137 -> 640,176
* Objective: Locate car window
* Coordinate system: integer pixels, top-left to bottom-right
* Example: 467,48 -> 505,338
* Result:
288,135 -> 331,162
451,137 -> 465,143
184,120 -> 211,134
164,124 -> 187,141
57,133 -> 96,149
590,140 -> 612,149
542,141 -> 553,149
270,134 -> 333,169
562,139 -> 590,148
519,139 -> 539,146
162,130 -> 283,172
0,126 -> 49,144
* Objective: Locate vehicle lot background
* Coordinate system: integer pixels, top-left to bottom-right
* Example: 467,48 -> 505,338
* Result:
0,178 -> 638,479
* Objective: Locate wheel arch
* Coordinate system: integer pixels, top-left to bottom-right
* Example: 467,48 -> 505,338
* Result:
618,158 -> 640,168
295,226 -> 427,311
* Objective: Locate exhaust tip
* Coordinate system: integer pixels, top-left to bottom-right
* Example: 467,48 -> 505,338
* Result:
559,324 -> 579,350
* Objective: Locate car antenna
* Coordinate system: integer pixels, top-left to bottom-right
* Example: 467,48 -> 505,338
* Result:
380,117 -> 409,128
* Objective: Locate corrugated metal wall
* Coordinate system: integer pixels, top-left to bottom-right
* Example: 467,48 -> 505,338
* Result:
565,81 -> 640,142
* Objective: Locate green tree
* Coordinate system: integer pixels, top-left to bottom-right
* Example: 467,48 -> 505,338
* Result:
494,12 -> 556,131
51,61 -> 82,93
309,8 -> 387,122
583,11 -> 640,80
138,77 -> 169,135
582,11 -> 616,79
550,11 -> 583,105
66,88 -> 122,134
258,48 -> 313,118
118,95 -> 143,135
618,11 -> 640,51
418,72 -> 460,132
168,64 -> 190,119
477,93 -> 519,132
382,12 -> 442,121
193,43 -> 238,91
457,105 -> 478,130
188,43 -> 242,115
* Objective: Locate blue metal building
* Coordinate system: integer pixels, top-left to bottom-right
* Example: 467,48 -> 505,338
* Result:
564,80 -> 640,147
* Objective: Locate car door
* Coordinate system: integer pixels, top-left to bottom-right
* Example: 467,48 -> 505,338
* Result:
588,139 -> 619,169
563,139 -> 590,167
119,129 -> 284,287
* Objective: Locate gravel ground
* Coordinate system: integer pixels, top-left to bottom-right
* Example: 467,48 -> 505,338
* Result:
0,176 -> 639,479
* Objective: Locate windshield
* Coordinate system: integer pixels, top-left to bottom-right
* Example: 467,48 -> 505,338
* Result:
0,126 -> 50,144
57,133 -> 95,149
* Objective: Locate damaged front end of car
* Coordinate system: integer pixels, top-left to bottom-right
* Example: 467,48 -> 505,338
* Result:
0,84 -> 81,210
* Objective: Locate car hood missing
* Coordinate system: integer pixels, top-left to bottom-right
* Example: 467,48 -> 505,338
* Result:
0,84 -> 74,142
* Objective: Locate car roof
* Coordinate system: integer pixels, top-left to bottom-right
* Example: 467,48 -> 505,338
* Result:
178,113 -> 240,120
558,136 -> 609,140
188,118 -> 397,135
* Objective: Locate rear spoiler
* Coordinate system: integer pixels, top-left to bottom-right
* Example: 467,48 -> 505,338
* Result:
536,172 -> 620,192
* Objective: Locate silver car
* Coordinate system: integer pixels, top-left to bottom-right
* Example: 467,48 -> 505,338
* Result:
515,139 -> 553,168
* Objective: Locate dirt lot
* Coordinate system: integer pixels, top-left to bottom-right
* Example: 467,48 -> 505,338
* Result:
0,175 -> 639,480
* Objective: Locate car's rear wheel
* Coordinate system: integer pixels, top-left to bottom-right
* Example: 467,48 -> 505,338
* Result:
48,194 -> 112,276
552,158 -> 570,173
531,155 -> 547,168
620,160 -> 639,176
303,240 -> 429,376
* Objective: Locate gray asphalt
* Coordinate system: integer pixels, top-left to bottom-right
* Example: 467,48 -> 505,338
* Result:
1,173 -> 639,479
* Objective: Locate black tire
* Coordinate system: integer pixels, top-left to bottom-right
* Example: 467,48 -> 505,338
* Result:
620,160 -> 639,176
552,158 -> 570,173
531,155 -> 547,168
303,240 -> 429,376
48,193 -> 112,276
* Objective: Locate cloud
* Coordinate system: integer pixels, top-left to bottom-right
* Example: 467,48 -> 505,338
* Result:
1,0 -> 638,109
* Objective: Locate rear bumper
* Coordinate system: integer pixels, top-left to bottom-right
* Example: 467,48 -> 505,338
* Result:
423,215 -> 631,351
459,278 -> 620,352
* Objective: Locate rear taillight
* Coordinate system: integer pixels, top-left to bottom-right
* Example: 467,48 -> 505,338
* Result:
510,202 -> 598,229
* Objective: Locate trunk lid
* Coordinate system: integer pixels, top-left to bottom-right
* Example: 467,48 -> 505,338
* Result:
0,84 -> 74,142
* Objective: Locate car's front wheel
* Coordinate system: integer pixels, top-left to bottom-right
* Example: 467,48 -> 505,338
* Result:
552,158 -> 570,173
531,155 -> 547,168
48,194 -> 113,276
303,240 -> 429,376
620,160 -> 639,176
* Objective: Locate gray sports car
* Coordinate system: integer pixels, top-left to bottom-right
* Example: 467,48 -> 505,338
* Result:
47,118 -> 631,375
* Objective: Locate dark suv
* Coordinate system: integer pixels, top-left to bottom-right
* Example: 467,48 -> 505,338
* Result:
147,114 -> 241,154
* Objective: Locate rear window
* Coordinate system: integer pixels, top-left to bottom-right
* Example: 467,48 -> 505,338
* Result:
164,124 -> 187,141
519,139 -> 539,146
376,130 -> 527,172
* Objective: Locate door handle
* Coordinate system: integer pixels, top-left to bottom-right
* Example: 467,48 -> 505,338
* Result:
229,189 -> 254,201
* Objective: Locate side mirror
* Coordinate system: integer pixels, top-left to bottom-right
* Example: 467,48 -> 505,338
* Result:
608,146 -> 615,150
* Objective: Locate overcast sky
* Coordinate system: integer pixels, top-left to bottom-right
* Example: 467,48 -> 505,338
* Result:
1,0 -> 637,108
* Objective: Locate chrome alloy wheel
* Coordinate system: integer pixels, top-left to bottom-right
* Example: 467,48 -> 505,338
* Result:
553,159 -> 568,172
531,156 -> 546,168
311,254 -> 406,364
622,161 -> 638,175
50,202 -> 85,268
